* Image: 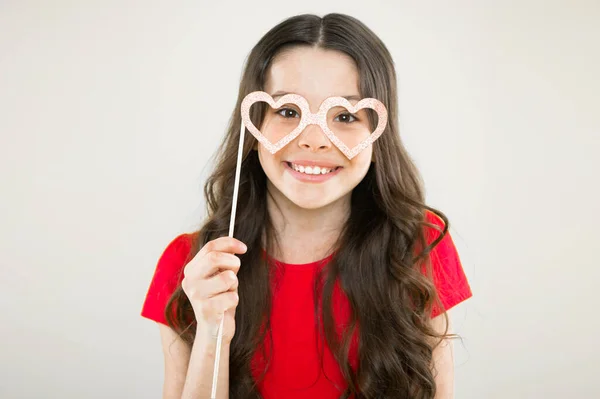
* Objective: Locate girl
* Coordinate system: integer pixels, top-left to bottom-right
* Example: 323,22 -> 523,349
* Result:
141,13 -> 472,399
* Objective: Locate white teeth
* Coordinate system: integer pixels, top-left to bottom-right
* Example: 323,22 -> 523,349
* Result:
291,163 -> 335,175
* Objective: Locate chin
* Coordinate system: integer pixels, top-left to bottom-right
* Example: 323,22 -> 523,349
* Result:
286,191 -> 344,210
291,199 -> 330,210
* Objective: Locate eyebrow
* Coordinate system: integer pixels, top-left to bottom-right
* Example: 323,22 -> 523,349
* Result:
270,91 -> 362,102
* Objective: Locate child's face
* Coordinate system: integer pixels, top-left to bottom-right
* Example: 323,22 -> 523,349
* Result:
257,46 -> 373,211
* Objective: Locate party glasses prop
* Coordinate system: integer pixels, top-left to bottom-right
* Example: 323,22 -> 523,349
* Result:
241,91 -> 388,160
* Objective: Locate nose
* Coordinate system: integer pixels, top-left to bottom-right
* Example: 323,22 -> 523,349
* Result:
297,123 -> 332,152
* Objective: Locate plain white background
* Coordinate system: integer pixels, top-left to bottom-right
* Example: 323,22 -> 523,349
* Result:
1,1 -> 598,398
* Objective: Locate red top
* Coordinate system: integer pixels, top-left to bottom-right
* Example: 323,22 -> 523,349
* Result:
141,212 -> 472,398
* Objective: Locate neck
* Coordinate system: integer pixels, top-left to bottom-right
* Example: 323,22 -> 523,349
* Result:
265,182 -> 349,264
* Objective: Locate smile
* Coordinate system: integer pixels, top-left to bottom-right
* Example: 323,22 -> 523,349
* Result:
289,162 -> 341,175
284,162 -> 343,183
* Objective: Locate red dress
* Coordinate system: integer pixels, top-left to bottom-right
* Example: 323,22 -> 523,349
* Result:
141,212 -> 473,398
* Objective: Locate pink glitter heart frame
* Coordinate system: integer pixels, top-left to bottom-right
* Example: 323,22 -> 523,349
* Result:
240,91 -> 388,160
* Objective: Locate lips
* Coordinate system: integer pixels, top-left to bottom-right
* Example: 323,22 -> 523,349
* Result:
283,161 -> 342,182
285,159 -> 342,169
286,162 -> 340,175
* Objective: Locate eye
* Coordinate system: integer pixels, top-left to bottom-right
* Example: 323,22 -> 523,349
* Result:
335,113 -> 358,123
276,108 -> 300,118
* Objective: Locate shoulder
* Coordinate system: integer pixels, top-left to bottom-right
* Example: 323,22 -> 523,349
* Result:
422,210 -> 456,260
421,210 -> 473,316
423,210 -> 447,243
151,233 -> 197,281
160,233 -> 197,268
140,232 -> 199,325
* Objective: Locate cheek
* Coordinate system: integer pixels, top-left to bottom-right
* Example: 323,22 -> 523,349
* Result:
257,145 -> 280,172
351,147 -> 373,171
257,146 -> 267,166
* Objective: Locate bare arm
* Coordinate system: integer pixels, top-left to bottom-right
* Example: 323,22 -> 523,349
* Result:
430,314 -> 455,399
158,236 -> 244,398
159,324 -> 230,399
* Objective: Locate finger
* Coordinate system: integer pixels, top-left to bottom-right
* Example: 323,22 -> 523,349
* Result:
202,251 -> 242,278
198,236 -> 247,258
184,249 -> 242,280
206,291 -> 240,318
201,270 -> 239,298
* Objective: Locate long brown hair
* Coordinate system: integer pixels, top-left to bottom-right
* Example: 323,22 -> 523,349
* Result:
166,13 -> 453,398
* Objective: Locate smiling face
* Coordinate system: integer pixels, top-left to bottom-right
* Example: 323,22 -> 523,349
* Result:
257,46 -> 374,210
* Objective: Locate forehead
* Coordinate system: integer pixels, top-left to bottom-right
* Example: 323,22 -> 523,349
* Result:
264,46 -> 360,111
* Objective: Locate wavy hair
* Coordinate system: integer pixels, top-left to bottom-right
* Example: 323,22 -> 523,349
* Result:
166,13 -> 454,399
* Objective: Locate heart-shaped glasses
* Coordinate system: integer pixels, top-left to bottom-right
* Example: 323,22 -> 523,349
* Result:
240,91 -> 388,159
